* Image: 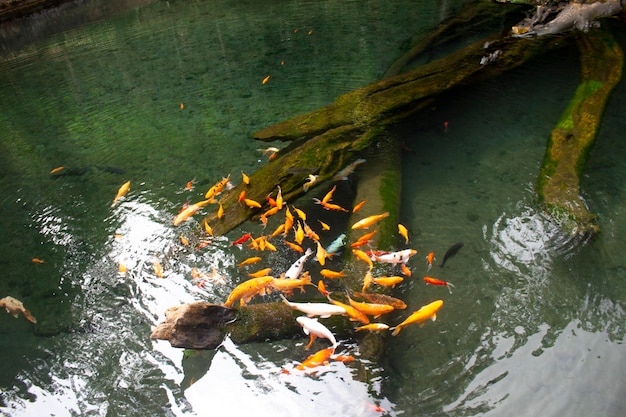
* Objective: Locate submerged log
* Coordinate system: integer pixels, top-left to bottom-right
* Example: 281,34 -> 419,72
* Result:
537,27 -> 623,235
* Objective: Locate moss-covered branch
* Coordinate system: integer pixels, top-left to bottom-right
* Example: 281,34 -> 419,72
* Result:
537,27 -> 623,235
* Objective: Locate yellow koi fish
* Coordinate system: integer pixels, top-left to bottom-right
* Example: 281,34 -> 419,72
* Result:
112,181 -> 131,206
238,256 -> 263,267
372,276 -> 404,288
205,175 -> 231,199
319,269 -> 346,279
173,199 -> 213,226
351,212 -> 389,229
398,224 -> 409,244
248,267 -> 272,278
355,323 -> 390,332
223,276 -> 275,307
391,300 -> 443,336
352,249 -> 373,270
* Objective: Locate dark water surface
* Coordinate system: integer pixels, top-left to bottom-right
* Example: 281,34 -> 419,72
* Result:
0,1 -> 624,416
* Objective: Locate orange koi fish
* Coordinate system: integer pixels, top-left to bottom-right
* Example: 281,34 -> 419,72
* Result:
275,185 -> 283,209
264,238 -> 277,252
318,220 -> 330,231
347,294 -> 394,318
262,75 -> 270,84
293,206 -> 306,221
185,178 -> 195,191
203,220 -> 214,235
303,222 -> 320,242
270,223 -> 286,238
248,267 -> 272,278
317,280 -> 329,296
361,271 -> 373,293
205,175 -> 231,199
400,263 -> 412,277
294,222 -> 305,245
284,240 -> 304,253
322,185 -> 336,204
217,203 -> 224,219
315,241 -> 328,266
326,295 -> 369,324
313,198 -> 349,212
355,323 -> 390,332
241,171 -> 250,185
266,194 -> 277,207
352,199 -> 367,213
351,212 -> 389,229
351,229 -> 378,248
112,181 -> 131,207
50,166 -> 66,174
173,199 -> 213,226
372,276 -> 404,288
180,235 -> 190,246
31,258 -> 45,264
118,263 -> 127,275
423,276 -> 455,294
352,249 -> 373,270
0,296 -> 37,323
353,292 -> 407,310
319,269 -> 346,279
263,206 -> 281,218
426,252 -> 435,271
238,256 -> 263,267
196,240 -> 211,250
398,223 -> 409,244
295,346 -> 334,370
223,276 -> 275,307
283,206 -> 294,235
272,272 -> 312,295
244,198 -> 262,209
391,300 -> 443,336
238,190 -> 247,203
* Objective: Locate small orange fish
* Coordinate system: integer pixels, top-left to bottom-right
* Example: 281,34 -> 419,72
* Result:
322,185 -> 336,204
180,103 -> 184,110
400,263 -> 412,277
352,199 -> 367,213
272,273 -> 312,295
362,271 -> 373,293
319,269 -> 346,279
112,181 -> 131,207
217,203 -> 224,219
313,199 -> 349,212
262,75 -> 270,84
326,296 -> 369,324
241,171 -> 250,185
351,212 -> 389,229
196,240 -> 211,250
224,276 -> 274,307
270,223 -> 286,238
318,220 -> 330,231
372,276 -> 404,288
238,256 -> 263,267
50,166 -> 66,174
352,249 -> 373,270
426,252 -> 435,271
423,276 -> 455,293
31,258 -> 45,264
180,235 -> 190,246
284,240 -> 304,253
293,206 -> 306,221
355,323 -> 390,332
347,294 -> 394,318
294,222 -> 305,245
248,267 -> 272,278
317,280 -> 329,296
398,224 -> 409,244
303,222 -> 320,242
118,263 -> 127,275
173,199 -> 213,226
244,198 -> 262,209
238,190 -> 247,203
316,241 -> 328,265
203,220 -> 214,235
295,347 -> 334,371
275,186 -> 283,210
185,179 -> 195,191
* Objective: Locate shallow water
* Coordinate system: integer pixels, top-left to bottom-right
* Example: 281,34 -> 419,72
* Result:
0,1 -> 625,416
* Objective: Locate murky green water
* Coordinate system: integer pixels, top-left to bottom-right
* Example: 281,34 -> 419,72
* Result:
0,1 -> 625,416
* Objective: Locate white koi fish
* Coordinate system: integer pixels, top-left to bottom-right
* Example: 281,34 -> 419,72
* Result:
284,247 -> 313,279
296,316 -> 337,349
373,249 -> 417,265
280,295 -> 346,318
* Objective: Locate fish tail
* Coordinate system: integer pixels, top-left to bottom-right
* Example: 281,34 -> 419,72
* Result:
312,198 -> 321,204
390,326 -> 401,336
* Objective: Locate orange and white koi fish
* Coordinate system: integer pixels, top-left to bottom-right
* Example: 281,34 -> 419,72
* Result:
303,174 -> 318,192
174,199 -> 213,226
205,175 -> 231,199
50,166 -> 66,174
272,273 -> 312,295
352,249 -> 373,270
241,171 -> 250,185
31,258 -> 45,264
351,212 -> 389,229
112,181 -> 131,206
353,292 -> 407,310
217,203 -> 224,219
284,240 -> 304,253
423,276 -> 455,294
373,249 -> 417,265
322,185 -> 336,204
400,263 -> 412,277
318,220 -> 331,231
238,256 -> 263,267
352,199 -> 367,213
0,296 -> 37,323
296,316 -> 337,349
426,252 -> 435,271
248,267 -> 272,278
391,300 -> 443,336
372,276 -> 404,288
326,295 -> 369,324
243,198 -> 262,209
223,276 -> 275,307
185,178 -> 195,191
398,224 -> 409,244
355,323 -> 390,332
295,346 -> 334,370
284,247 -> 313,279
319,269 -> 346,279
347,294 -> 394,318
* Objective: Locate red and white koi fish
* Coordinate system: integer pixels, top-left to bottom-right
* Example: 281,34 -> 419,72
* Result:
423,276 -> 455,294
284,247 -> 313,279
373,249 -> 417,265
391,300 -> 443,336
296,316 -> 337,349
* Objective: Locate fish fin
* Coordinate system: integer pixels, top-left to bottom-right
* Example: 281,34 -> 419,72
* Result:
431,314 -> 437,322
302,327 -> 310,335
319,314 -> 331,319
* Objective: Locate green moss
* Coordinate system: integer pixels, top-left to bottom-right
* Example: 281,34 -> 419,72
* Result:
555,80 -> 604,130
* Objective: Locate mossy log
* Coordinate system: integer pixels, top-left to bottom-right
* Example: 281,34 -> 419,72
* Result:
202,34 -> 562,237
537,27 -> 623,235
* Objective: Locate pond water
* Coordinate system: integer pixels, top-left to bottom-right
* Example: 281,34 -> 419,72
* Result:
0,1 -> 625,416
